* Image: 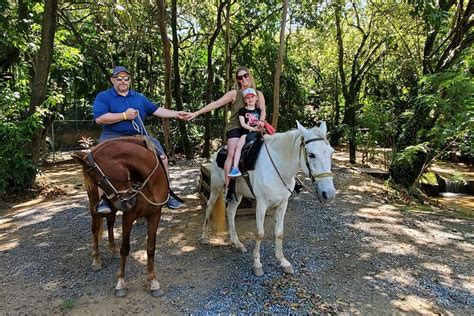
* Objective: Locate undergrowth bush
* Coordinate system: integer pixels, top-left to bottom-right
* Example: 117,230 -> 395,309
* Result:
0,116 -> 42,195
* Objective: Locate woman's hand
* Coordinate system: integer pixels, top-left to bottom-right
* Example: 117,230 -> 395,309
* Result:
186,112 -> 199,121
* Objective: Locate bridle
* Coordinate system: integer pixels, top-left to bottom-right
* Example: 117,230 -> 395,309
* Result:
299,136 -> 333,183
86,149 -> 169,206
264,134 -> 333,195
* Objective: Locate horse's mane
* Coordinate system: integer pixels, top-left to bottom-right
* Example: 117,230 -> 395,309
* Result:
263,129 -> 302,162
264,129 -> 300,147
263,126 -> 325,159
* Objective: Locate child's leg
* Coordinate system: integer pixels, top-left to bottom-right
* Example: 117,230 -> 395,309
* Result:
232,135 -> 247,168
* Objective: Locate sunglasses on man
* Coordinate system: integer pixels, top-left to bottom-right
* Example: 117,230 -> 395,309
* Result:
237,73 -> 249,80
113,76 -> 130,82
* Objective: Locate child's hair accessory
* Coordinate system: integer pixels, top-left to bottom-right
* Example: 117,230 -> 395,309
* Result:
242,88 -> 257,98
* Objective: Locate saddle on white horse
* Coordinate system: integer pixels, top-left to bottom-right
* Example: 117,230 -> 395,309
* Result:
215,132 -> 264,173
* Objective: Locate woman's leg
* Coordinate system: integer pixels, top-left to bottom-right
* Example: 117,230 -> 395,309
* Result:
232,136 -> 246,169
224,137 -> 239,187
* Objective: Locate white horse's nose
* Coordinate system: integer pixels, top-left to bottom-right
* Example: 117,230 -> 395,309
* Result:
315,181 -> 336,203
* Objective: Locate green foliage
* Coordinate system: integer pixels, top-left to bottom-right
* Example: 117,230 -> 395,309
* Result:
415,57 -> 473,155
0,115 -> 43,195
420,172 -> 437,185
394,142 -> 430,166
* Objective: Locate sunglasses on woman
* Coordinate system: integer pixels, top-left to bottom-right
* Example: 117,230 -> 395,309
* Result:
113,76 -> 130,82
237,73 -> 249,80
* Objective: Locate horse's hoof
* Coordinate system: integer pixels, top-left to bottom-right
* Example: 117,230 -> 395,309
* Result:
281,265 -> 294,274
238,246 -> 248,253
114,288 -> 127,298
200,237 -> 209,245
253,266 -> 264,276
91,262 -> 102,271
151,288 -> 165,297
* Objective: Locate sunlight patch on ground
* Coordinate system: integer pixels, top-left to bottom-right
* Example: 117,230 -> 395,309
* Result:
208,236 -> 228,246
11,198 -> 47,212
422,262 -> 454,285
169,233 -> 185,244
356,207 -> 402,223
376,241 -> 418,256
0,218 -> 17,230
131,250 -> 147,264
392,295 -> 441,315
0,240 -> 19,251
378,267 -> 417,287
180,245 -> 196,252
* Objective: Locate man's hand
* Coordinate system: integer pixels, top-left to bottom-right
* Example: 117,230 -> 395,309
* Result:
176,111 -> 192,120
124,108 -> 138,120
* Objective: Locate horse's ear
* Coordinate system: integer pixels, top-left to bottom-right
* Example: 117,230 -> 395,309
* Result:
319,121 -> 327,135
296,121 -> 308,134
71,151 -> 89,168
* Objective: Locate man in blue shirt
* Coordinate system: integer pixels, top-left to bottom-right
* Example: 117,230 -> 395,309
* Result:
93,66 -> 190,213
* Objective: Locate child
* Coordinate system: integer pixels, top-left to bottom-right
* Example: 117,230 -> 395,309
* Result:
228,88 -> 262,177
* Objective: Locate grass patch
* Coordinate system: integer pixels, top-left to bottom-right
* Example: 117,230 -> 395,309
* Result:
60,298 -> 76,311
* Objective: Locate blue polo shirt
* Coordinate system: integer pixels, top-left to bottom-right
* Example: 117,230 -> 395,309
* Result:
93,87 -> 159,135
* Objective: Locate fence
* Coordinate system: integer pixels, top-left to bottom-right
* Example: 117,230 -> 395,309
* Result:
46,117 -> 226,157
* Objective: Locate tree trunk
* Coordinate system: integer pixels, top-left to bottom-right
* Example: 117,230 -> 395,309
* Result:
329,69 -> 341,145
203,0 -> 226,158
29,0 -> 58,166
223,0 -> 232,142
271,0 -> 289,130
156,0 -> 172,157
171,0 -> 193,159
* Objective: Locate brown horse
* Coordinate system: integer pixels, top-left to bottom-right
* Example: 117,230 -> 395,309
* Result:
72,136 -> 169,297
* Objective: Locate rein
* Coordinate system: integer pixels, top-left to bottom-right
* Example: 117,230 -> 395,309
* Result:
263,141 -> 296,195
263,134 -> 333,196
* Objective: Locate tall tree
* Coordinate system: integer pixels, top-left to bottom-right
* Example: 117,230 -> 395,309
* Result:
272,0 -> 289,129
334,0 -> 390,163
203,0 -> 226,158
223,0 -> 232,141
171,0 -> 192,159
29,0 -> 58,165
156,0 -> 173,156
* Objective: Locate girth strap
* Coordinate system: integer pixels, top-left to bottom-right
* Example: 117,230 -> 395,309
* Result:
241,171 -> 256,199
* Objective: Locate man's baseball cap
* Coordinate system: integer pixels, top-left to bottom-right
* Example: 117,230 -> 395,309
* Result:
242,88 -> 257,98
111,66 -> 130,77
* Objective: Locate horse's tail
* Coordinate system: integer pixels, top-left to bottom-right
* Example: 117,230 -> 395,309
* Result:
211,192 -> 226,234
208,158 -> 226,234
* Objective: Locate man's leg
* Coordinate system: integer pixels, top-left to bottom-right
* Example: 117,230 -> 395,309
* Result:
97,188 -> 112,214
148,137 -> 181,209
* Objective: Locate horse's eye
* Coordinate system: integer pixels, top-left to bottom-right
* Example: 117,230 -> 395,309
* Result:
308,153 -> 316,159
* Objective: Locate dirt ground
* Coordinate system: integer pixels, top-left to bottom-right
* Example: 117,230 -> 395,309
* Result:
0,149 -> 473,314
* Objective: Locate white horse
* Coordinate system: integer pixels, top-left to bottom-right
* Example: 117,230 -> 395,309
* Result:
200,121 -> 336,276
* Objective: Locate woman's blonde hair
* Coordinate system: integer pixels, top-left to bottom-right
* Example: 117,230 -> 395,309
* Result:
233,66 -> 257,91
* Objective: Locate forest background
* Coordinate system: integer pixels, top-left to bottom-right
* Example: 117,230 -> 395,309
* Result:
0,0 -> 472,197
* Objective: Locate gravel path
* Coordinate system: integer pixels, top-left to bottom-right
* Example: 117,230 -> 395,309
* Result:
0,157 -> 473,314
